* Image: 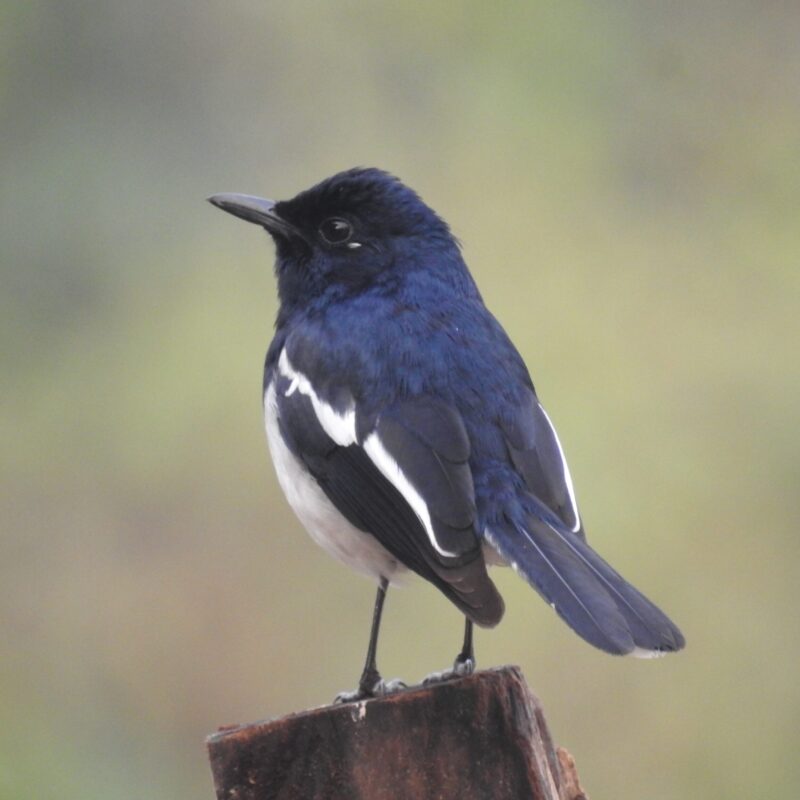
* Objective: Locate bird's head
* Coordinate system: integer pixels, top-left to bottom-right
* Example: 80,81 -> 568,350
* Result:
209,168 -> 468,311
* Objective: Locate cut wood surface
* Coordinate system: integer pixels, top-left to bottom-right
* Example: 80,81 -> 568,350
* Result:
207,665 -> 588,800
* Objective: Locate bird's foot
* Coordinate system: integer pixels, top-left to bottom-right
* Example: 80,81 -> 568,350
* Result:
333,687 -> 367,704
421,654 -> 475,686
373,677 -> 408,696
333,676 -> 407,704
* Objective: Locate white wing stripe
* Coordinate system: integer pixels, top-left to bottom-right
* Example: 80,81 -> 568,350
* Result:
277,348 -> 460,559
363,432 -> 458,559
277,349 -> 357,446
263,382 -> 399,580
537,403 -> 581,532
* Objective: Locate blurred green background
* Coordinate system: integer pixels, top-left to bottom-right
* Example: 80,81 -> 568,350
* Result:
2,2 -> 798,798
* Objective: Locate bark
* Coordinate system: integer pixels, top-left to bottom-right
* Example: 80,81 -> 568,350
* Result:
207,665 -> 587,800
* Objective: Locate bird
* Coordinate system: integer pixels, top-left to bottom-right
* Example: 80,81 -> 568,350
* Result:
208,167 -> 685,700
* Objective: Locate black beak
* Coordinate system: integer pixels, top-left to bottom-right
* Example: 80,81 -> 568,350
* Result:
207,193 -> 301,239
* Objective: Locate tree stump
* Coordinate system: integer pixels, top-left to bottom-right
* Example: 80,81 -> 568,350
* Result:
207,665 -> 587,800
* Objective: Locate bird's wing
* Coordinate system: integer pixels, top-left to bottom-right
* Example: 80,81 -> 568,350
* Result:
500,387 -> 585,539
269,348 -> 504,627
490,387 -> 684,656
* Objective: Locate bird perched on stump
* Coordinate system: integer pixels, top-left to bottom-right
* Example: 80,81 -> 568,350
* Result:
209,168 -> 685,700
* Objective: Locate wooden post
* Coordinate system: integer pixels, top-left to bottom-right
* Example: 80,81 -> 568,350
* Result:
207,665 -> 588,800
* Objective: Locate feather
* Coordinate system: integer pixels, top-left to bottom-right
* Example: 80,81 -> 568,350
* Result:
486,501 -> 684,655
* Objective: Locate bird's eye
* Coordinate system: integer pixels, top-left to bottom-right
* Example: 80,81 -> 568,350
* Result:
319,217 -> 353,244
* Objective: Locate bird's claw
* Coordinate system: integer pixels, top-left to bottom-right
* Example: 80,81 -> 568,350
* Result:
373,677 -> 408,696
453,655 -> 476,677
421,656 -> 475,686
333,688 -> 363,704
333,676 -> 407,704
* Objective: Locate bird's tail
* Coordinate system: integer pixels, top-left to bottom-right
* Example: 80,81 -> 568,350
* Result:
486,503 -> 685,656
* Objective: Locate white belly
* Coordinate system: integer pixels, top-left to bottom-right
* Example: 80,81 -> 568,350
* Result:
263,382 -> 402,581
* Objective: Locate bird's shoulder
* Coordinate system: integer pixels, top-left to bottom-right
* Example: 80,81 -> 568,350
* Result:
265,285 -> 539,428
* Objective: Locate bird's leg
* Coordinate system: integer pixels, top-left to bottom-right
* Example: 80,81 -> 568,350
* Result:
422,617 -> 476,685
334,577 -> 406,703
357,575 -> 388,693
453,618 -> 475,676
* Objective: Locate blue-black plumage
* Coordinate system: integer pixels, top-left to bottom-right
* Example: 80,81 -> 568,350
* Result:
209,168 -> 684,696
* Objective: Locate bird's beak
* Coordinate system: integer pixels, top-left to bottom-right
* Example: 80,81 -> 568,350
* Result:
207,193 -> 301,239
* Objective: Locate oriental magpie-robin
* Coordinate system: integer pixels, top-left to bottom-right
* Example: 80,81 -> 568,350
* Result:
209,168 -> 684,699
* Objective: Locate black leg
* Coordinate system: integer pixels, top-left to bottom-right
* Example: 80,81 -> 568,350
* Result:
357,576 -> 388,695
421,617 -> 475,686
455,618 -> 475,669
335,576 -> 407,703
